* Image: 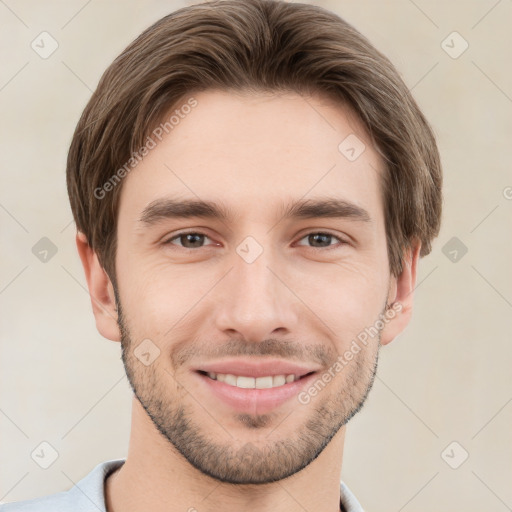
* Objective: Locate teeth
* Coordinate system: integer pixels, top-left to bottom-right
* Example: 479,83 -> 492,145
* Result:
237,376 -> 255,388
225,374 -> 237,386
273,375 -> 286,387
255,376 -> 273,389
205,372 -> 300,388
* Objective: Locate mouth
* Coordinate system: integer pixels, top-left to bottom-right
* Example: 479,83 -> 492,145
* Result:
196,370 -> 317,390
193,368 -> 319,415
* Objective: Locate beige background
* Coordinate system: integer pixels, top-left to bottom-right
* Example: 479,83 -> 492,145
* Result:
1,0 -> 511,510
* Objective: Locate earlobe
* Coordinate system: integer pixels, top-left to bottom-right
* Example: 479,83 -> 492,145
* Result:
75,231 -> 121,342
380,240 -> 421,346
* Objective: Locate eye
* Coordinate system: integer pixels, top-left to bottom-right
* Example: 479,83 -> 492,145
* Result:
163,231 -> 215,249
162,230 -> 348,251
295,232 -> 347,250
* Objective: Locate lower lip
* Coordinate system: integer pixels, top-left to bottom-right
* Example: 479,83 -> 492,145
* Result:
194,371 -> 317,415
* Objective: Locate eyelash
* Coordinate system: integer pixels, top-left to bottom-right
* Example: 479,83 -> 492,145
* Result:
162,230 -> 348,251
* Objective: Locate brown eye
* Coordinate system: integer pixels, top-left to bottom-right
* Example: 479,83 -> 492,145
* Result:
296,232 -> 346,250
164,232 -> 213,249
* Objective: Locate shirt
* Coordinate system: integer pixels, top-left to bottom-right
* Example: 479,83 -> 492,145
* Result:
0,459 -> 365,511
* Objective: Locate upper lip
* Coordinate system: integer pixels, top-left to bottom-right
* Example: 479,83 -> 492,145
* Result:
194,358 -> 321,378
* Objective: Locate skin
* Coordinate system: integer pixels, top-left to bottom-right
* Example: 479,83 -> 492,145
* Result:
76,89 -> 420,512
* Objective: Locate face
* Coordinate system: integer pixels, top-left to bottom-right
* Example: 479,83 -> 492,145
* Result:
110,89 -> 398,484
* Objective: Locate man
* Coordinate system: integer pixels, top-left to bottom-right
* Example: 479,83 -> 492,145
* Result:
2,0 -> 442,510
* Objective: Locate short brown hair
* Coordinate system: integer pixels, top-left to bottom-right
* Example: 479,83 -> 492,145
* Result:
66,0 -> 442,286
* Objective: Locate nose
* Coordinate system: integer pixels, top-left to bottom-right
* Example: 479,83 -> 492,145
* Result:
214,245 -> 299,342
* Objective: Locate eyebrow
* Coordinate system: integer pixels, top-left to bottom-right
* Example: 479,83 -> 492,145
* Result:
137,196 -> 372,227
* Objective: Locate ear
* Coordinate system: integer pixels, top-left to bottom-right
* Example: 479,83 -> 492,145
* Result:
380,240 -> 421,346
75,231 -> 121,342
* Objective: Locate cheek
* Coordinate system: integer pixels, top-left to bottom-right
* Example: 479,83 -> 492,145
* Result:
117,258 -> 215,339
295,260 -> 387,343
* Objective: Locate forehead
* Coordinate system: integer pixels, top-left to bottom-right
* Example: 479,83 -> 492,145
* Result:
117,89 -> 384,225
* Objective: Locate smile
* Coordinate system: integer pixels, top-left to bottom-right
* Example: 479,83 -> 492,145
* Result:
198,371 -> 315,389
